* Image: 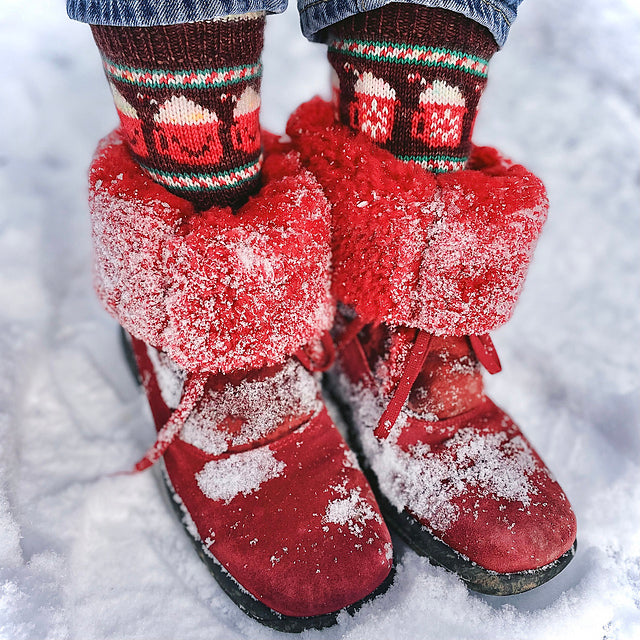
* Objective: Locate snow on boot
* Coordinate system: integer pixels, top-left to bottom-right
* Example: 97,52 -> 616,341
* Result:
88,129 -> 394,631
287,98 -> 577,595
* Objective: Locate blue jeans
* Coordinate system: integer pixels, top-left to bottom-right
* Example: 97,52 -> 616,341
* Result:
67,0 -> 522,46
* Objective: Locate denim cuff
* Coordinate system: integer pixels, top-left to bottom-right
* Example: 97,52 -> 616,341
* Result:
67,0 -> 287,26
298,0 -> 521,46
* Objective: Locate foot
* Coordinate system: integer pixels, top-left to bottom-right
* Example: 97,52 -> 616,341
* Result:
127,332 -> 395,630
329,314 -> 577,595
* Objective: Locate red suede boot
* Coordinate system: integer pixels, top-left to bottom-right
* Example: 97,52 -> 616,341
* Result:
89,129 -> 393,630
287,99 -> 577,596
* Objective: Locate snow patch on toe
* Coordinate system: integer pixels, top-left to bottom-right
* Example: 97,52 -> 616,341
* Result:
195,447 -> 286,504
323,487 -> 381,537
386,429 -> 539,532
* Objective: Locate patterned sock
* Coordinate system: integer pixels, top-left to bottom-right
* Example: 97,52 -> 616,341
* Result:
328,5 -> 498,173
91,14 -> 264,210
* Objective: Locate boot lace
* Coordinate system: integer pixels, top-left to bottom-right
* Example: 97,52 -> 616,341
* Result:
339,321 -> 502,441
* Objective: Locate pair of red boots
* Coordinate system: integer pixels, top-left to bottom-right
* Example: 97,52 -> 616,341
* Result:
90,99 -> 576,632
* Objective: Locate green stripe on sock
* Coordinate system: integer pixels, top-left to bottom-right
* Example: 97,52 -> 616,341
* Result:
103,57 -> 262,90
139,158 -> 262,192
328,39 -> 488,77
398,154 -> 468,173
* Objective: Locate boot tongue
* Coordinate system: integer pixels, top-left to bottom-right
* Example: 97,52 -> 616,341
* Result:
408,336 -> 485,419
366,325 -> 418,395
356,322 -> 495,439
374,330 -> 433,439
371,329 -> 485,417
180,359 -> 323,456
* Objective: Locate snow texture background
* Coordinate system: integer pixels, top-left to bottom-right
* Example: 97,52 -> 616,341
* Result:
1,0 -> 639,638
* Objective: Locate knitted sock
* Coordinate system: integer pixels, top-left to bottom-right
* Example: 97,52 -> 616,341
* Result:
91,14 -> 264,210
328,4 -> 497,173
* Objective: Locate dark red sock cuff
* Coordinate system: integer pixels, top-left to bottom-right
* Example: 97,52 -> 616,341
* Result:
91,17 -> 265,69
329,5 -> 497,60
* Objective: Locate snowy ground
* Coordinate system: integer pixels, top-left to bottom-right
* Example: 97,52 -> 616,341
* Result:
1,0 -> 639,638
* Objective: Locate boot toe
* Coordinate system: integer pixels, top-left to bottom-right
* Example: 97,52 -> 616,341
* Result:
166,409 -> 393,619
441,466 -> 577,574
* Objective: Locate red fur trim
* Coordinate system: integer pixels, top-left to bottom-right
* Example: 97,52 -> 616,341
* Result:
287,98 -> 548,336
89,131 -> 333,373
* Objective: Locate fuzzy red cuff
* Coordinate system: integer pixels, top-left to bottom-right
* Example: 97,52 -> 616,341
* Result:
287,98 -> 548,336
89,130 -> 334,373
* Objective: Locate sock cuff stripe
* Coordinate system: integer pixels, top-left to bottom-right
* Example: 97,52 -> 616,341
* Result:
139,156 -> 263,192
103,57 -> 262,90
328,38 -> 488,77
398,154 -> 468,172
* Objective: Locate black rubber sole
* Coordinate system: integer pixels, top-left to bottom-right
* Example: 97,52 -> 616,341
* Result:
325,374 -> 577,597
158,463 -> 396,633
120,327 -> 397,632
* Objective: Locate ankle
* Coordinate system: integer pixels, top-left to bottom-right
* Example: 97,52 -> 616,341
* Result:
92,14 -> 265,210
328,5 -> 498,173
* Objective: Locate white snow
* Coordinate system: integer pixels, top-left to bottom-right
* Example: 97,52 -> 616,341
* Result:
1,0 -> 639,639
146,344 -> 187,409
196,447 -> 286,504
180,358 -> 322,455
323,487 -> 383,538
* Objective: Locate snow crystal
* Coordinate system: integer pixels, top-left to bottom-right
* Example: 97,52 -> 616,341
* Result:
204,530 -> 215,548
447,354 -> 478,375
195,447 -> 286,503
161,463 -> 202,541
342,448 -> 360,470
388,430 -> 538,531
323,487 -> 382,538
233,230 -> 278,279
146,344 -> 187,409
181,359 -> 322,455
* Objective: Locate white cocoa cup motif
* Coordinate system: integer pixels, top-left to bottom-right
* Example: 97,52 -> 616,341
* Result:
349,72 -> 397,144
153,95 -> 224,166
411,80 -> 467,148
230,86 -> 261,155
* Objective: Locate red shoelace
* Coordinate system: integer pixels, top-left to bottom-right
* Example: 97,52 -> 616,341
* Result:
337,320 -> 502,440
